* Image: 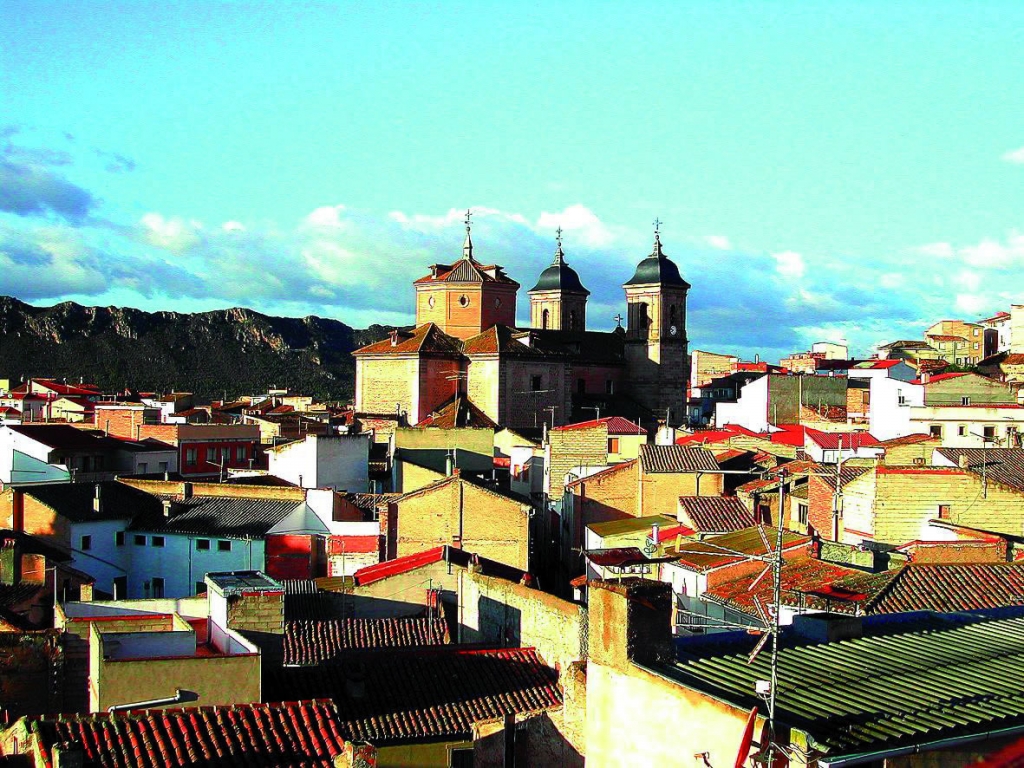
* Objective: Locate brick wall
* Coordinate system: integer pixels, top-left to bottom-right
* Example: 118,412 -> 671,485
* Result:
547,425 -> 609,496
225,589 -> 285,634
575,461 -> 639,529
387,478 -> 530,571
355,356 -> 420,423
639,471 -> 721,519
0,489 -> 70,546
807,473 -> 837,539
119,477 -> 305,501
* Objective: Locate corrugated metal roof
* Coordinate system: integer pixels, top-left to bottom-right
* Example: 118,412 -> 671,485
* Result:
671,611 -> 1024,755
130,495 -> 299,538
936,448 -> 1024,494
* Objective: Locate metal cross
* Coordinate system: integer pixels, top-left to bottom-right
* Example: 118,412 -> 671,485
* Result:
653,217 -> 662,235
613,313 -> 624,328
555,226 -> 563,247
464,209 -> 472,230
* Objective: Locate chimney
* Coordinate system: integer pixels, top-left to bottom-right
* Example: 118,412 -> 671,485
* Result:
445,452 -> 454,477
390,330 -> 399,346
162,499 -> 174,517
651,524 -> 660,545
588,579 -> 672,672
93,485 -> 102,513
959,454 -> 970,469
182,482 -> 193,500
921,371 -> 930,384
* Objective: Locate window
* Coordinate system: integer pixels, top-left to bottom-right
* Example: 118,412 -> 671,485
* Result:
958,425 -> 968,437
138,462 -> 147,474
962,396 -> 971,406
134,534 -> 146,546
115,531 -> 125,546
151,536 -> 165,548
185,447 -> 197,465
984,426 -> 996,441
217,540 -> 232,552
577,378 -> 586,395
531,375 -> 542,391
608,437 -> 620,454
458,294 -> 469,307
938,504 -> 952,519
195,581 -> 208,595
974,342 -> 980,350
113,576 -> 127,599
930,424 -> 942,438
159,461 -> 169,473
974,328 -> 980,336
236,446 -> 246,462
206,447 -> 216,462
897,391 -> 908,406
542,309 -> 550,329
196,539 -> 211,551
152,578 -> 164,599
80,535 -> 92,551
797,502 -> 809,525
568,309 -> 577,330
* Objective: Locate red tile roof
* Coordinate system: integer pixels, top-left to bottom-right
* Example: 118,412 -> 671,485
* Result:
462,325 -> 559,357
263,647 -> 561,744
676,424 -> 762,446
352,323 -> 462,356
703,557 -> 862,617
639,444 -> 720,473
678,496 -> 755,533
836,563 -> 1024,614
873,433 -> 936,448
926,334 -> 967,342
25,700 -> 350,768
551,416 -> 646,435
283,618 -> 450,665
804,428 -> 879,450
413,257 -> 519,286
415,396 -> 498,429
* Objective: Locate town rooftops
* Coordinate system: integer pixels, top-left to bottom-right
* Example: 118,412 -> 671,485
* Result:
638,444 -> 719,473
936,448 -> 1024,494
873,432 -> 936,448
550,415 -> 646,435
283,617 -> 450,665
23,481 -> 164,524
834,562 -> 1024,615
352,322 -> 463,356
663,526 -> 809,572
804,428 -> 879,450
414,396 -> 498,429
671,608 -> 1024,757
263,646 -> 561,745
912,371 -> 970,384
587,514 -> 677,539
4,423 -> 106,451
205,570 -> 283,595
926,333 -> 968,342
12,699 -> 351,768
352,545 -> 526,587
129,494 -> 301,539
677,496 -> 755,533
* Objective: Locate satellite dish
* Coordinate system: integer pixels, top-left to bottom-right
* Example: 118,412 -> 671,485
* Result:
733,705 -> 758,768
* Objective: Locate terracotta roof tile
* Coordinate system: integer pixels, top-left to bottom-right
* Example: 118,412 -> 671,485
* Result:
550,415 -> 646,435
352,323 -> 462,357
283,618 -> 450,664
414,257 -> 519,286
804,429 -> 879,450
639,444 -> 719,473
263,647 -> 561,744
836,563 -> 1024,614
677,496 -> 754,533
415,396 -> 498,429
25,700 -> 350,768
462,325 -> 560,357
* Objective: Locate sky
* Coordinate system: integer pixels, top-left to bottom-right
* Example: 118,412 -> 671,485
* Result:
2,1 -> 1023,362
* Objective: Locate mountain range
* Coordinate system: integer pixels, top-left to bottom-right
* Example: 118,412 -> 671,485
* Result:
0,296 -> 394,402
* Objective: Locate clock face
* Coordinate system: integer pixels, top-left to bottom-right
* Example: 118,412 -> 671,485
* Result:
669,325 -> 678,336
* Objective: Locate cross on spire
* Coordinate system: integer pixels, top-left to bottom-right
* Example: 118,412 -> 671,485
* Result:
652,217 -> 664,257
653,217 -> 662,235
555,226 -> 563,247
462,208 -> 474,260
613,313 -> 624,328
552,226 -> 565,265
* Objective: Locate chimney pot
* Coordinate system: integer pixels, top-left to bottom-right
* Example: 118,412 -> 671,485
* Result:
93,485 -> 102,513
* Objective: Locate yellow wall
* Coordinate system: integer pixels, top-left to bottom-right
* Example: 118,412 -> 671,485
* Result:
356,356 -> 420,420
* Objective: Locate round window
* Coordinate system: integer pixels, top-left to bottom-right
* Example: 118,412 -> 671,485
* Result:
427,296 -> 435,308
459,295 -> 470,307
494,297 -> 502,308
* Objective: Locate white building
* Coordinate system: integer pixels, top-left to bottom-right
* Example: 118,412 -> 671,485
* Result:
266,433 -> 370,491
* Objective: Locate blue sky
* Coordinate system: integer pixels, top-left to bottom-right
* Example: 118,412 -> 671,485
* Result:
2,1 -> 1022,361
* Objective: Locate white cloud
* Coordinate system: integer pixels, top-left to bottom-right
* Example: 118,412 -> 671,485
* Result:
961,233 -> 1024,269
879,273 -> 904,289
139,213 -> 203,253
955,293 -> 988,315
537,204 -> 616,247
1002,147 -> 1024,164
305,205 -> 348,229
772,250 -> 805,279
222,220 -> 245,232
915,242 -> 955,258
704,235 -> 732,250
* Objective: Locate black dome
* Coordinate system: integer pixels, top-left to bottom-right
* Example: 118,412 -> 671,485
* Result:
529,261 -> 589,294
529,243 -> 590,295
624,236 -> 690,288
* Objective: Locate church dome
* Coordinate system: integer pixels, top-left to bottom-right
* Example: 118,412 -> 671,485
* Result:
528,238 -> 590,295
624,232 -> 691,289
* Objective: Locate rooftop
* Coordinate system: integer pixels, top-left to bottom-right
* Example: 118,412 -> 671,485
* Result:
283,617 -> 450,665
24,481 -> 164,524
663,526 -> 809,572
131,495 -> 302,538
638,444 -> 719,474
551,415 -> 647,435
936,448 -> 1024,494
677,496 -> 755,533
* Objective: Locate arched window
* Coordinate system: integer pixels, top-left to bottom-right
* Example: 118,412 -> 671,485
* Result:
669,304 -> 677,327
569,309 -> 577,330
542,309 -> 550,329
638,303 -> 649,332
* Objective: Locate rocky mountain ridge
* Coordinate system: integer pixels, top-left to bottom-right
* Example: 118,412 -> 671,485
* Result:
0,296 -> 394,401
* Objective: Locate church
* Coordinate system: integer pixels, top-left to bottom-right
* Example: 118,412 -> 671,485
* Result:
353,214 -> 691,433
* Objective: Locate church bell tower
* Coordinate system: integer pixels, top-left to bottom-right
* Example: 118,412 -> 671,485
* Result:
623,221 -> 689,424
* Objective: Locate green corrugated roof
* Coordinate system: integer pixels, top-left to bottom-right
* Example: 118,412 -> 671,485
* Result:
587,514 -> 676,538
668,614 -> 1024,755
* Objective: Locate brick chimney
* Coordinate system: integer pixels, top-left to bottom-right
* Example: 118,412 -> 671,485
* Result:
205,571 -> 285,635
588,579 -> 672,672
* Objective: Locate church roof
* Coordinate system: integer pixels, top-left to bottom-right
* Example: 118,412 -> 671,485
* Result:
413,223 -> 518,287
528,240 -> 589,295
415,396 -> 499,429
624,232 -> 690,289
352,323 -> 463,357
463,325 -> 563,357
